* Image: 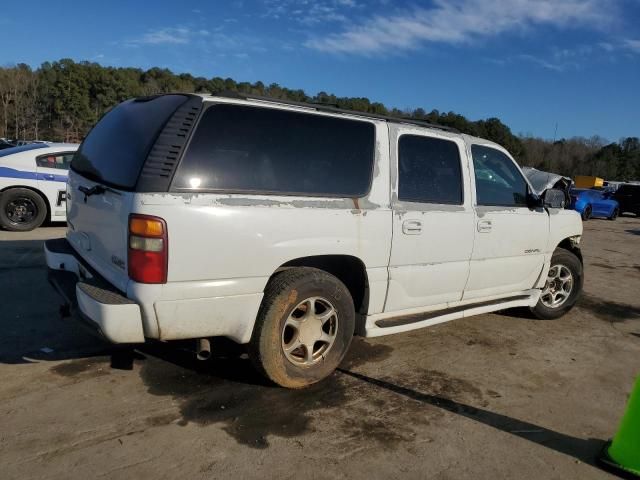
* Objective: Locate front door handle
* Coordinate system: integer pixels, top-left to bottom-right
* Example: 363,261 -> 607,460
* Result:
477,219 -> 492,233
402,220 -> 423,235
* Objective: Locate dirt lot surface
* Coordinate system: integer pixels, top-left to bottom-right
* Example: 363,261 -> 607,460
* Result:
1,217 -> 639,480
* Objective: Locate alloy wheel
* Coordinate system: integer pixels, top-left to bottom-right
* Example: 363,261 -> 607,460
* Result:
282,296 -> 338,366
540,264 -> 574,308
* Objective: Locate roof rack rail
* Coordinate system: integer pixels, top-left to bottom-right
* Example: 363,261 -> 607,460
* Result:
211,91 -> 459,134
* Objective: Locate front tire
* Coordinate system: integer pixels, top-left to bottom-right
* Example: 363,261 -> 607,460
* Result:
0,188 -> 47,231
608,208 -> 619,221
582,205 -> 592,221
250,267 -> 355,388
530,248 -> 583,320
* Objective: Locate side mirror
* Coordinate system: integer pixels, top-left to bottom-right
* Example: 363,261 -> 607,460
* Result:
526,191 -> 544,209
543,188 -> 566,209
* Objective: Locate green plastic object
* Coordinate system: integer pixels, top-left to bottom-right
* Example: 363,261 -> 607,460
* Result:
601,375 -> 640,476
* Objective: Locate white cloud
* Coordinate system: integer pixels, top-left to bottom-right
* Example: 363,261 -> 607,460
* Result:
516,54 -> 567,72
306,0 -> 615,55
125,27 -> 210,46
624,38 -> 640,53
264,0 -> 359,24
488,43 -> 616,72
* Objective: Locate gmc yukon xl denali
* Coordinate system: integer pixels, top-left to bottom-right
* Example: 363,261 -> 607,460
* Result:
45,93 -> 583,388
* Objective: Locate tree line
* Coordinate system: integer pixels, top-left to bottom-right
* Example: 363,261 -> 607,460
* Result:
0,59 -> 638,180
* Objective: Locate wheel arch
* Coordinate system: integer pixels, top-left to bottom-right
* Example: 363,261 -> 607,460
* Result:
557,237 -> 583,264
0,185 -> 51,222
271,254 -> 370,317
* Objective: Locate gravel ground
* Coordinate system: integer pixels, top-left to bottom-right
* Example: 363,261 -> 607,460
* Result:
0,216 -> 639,480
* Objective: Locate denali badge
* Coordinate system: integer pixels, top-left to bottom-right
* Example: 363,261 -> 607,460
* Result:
111,255 -> 125,269
524,249 -> 541,254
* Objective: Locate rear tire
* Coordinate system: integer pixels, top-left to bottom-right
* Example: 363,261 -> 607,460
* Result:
249,267 -> 355,388
530,248 -> 583,320
582,205 -> 592,221
608,208 -> 619,221
0,188 -> 47,232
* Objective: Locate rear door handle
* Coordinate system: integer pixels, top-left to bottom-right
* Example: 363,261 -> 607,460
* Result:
402,220 -> 423,235
477,219 -> 492,233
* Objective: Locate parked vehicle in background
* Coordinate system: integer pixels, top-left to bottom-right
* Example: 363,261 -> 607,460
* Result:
0,143 -> 79,231
613,183 -> 640,217
45,93 -> 583,388
14,140 -> 51,146
569,188 -> 619,220
0,139 -> 16,150
574,175 -> 604,188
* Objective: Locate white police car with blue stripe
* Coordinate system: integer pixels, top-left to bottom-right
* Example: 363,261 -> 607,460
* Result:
0,143 -> 79,231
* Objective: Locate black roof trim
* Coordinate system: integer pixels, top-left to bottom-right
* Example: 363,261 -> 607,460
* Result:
211,91 -> 459,134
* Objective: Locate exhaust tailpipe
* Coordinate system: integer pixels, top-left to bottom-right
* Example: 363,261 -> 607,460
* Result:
196,338 -> 211,361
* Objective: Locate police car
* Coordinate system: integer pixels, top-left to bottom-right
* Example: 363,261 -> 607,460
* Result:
0,143 -> 79,231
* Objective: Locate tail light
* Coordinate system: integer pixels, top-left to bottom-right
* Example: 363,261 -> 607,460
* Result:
128,214 -> 168,283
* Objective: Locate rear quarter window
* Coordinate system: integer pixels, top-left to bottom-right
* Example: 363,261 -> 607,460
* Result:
72,95 -> 189,190
171,104 -> 376,197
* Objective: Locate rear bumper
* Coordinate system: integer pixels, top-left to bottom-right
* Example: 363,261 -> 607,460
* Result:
45,238 -> 145,344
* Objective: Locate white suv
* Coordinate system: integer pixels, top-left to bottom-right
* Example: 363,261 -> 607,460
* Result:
45,93 -> 583,388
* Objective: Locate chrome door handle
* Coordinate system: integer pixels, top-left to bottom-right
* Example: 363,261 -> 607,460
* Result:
477,219 -> 492,233
402,220 -> 422,235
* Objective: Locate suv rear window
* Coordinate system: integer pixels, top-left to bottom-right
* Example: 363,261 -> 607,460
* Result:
172,104 -> 375,196
72,95 -> 188,190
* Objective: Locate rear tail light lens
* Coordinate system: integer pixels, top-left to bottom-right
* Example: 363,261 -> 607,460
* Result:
128,214 -> 167,284
129,236 -> 163,252
130,217 -> 165,237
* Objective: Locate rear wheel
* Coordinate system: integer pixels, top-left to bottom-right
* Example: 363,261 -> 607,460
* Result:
0,188 -> 47,231
250,267 -> 355,388
530,248 -> 583,320
582,205 -> 592,221
608,208 -> 619,221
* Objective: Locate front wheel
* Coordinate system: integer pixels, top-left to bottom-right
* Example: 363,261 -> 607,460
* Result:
582,205 -> 592,221
530,248 -> 583,320
250,267 -> 355,388
608,208 -> 619,221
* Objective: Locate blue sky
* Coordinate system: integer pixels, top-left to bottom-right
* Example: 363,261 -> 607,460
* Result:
1,0 -> 640,141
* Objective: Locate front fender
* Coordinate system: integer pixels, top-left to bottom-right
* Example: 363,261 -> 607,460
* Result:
535,209 -> 583,288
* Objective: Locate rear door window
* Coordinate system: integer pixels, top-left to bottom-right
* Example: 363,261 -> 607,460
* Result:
72,95 -> 189,190
471,145 -> 528,207
36,152 -> 74,170
172,104 -> 375,196
398,134 -> 463,204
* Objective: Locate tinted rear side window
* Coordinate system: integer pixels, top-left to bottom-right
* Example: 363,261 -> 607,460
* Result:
72,95 -> 188,189
398,134 -> 463,204
172,104 -> 375,196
